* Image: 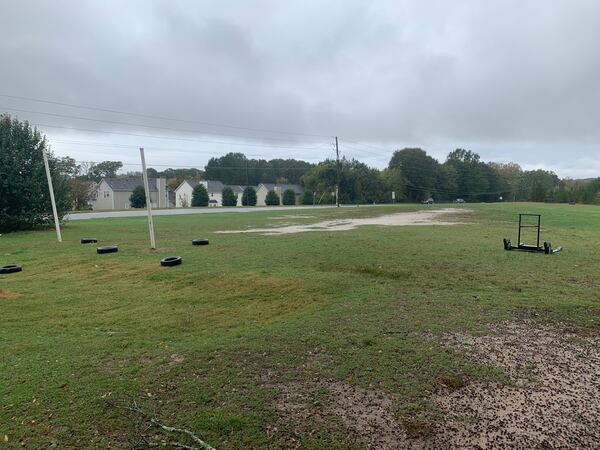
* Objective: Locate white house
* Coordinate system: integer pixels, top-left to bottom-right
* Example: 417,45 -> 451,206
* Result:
90,177 -> 171,210
174,180 -> 245,207
256,183 -> 304,206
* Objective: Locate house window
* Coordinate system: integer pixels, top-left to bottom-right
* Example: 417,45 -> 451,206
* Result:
103,191 -> 110,198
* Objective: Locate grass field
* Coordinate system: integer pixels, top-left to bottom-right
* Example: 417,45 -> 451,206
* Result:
2,203 -> 600,448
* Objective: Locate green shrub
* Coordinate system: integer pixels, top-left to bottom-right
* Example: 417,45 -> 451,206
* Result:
242,186 -> 257,206
282,189 -> 296,205
301,191 -> 314,205
265,190 -> 280,206
129,185 -> 146,208
192,184 -> 209,207
222,186 -> 238,206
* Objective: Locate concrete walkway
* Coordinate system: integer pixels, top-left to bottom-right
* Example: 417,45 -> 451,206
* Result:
66,205 -> 338,220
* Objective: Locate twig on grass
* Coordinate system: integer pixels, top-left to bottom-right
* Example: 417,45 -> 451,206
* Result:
125,399 -> 216,450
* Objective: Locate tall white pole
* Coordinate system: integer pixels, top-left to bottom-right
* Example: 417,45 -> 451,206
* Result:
140,147 -> 156,249
42,149 -> 62,242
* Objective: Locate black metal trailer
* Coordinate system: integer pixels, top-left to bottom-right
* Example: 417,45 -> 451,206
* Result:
503,213 -> 562,254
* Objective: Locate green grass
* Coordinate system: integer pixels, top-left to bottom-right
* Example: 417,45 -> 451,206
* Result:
1,203 -> 600,448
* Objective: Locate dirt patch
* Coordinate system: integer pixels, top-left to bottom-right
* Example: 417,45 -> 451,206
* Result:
0,289 -> 18,299
270,321 -> 600,448
432,320 -> 600,448
272,379 -> 419,449
218,208 -> 469,235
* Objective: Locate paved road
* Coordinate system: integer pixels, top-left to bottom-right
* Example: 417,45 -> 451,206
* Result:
66,205 -> 338,220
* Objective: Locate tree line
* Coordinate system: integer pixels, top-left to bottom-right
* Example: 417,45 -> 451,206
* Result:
2,114 -> 600,232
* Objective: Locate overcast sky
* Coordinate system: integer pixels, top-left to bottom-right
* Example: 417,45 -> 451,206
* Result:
1,0 -> 599,177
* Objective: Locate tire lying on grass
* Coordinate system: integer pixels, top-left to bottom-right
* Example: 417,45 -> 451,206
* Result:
160,256 -> 182,267
192,239 -> 209,246
0,264 -> 22,274
97,245 -> 118,254
81,237 -> 98,244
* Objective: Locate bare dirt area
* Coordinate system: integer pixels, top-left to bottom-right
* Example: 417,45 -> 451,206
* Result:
0,289 -> 18,299
431,320 -> 600,449
218,208 -> 469,235
270,321 -> 600,449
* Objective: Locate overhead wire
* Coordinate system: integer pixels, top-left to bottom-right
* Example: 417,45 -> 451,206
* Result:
0,93 -> 332,139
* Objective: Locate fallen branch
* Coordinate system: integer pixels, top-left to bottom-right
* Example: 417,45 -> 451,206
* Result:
126,399 -> 216,450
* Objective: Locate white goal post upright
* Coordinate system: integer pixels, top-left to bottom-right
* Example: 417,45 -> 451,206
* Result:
42,149 -> 62,243
139,147 -> 156,249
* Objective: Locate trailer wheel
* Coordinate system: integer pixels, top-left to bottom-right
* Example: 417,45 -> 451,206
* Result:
192,239 -> 209,246
0,264 -> 22,274
503,238 -> 512,250
160,256 -> 182,267
81,237 -> 98,244
543,242 -> 552,254
97,245 -> 118,254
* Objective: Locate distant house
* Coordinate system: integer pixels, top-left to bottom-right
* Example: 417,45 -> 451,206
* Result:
90,177 -> 171,210
256,183 -> 304,206
174,180 -> 245,207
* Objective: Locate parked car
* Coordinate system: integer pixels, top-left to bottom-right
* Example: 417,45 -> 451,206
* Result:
454,198 -> 466,203
422,198 -> 434,204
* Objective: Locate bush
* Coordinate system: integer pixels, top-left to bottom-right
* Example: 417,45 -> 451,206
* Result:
265,190 -> 280,206
241,186 -> 257,206
301,191 -> 314,205
0,115 -> 70,232
192,184 -> 209,207
129,185 -> 146,208
222,186 -> 238,206
282,189 -> 296,205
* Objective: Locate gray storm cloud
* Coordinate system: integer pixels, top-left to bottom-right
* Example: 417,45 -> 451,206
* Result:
1,0 -> 599,177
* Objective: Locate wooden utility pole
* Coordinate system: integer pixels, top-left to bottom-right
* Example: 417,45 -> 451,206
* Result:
335,136 -> 340,207
140,148 -> 156,249
42,149 -> 62,242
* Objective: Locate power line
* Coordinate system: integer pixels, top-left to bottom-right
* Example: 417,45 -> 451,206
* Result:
0,93 -> 331,139
52,138 -> 326,161
1,105 -> 327,144
34,123 -> 331,151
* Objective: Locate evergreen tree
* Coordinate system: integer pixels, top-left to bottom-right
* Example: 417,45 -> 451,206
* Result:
191,184 -> 209,207
300,191 -> 314,205
265,190 -> 280,205
222,186 -> 238,206
129,185 -> 146,208
241,186 -> 257,206
0,115 -> 70,232
282,189 -> 296,205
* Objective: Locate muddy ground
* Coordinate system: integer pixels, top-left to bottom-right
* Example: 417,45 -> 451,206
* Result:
218,208 -> 468,235
270,321 -> 600,449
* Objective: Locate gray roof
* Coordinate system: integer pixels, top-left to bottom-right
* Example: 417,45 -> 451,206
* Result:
104,177 -> 157,192
227,185 -> 245,194
260,183 -> 303,194
206,180 -> 224,193
178,179 -> 225,193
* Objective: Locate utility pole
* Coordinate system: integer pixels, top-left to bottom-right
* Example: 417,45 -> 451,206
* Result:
140,148 -> 156,249
335,136 -> 340,207
42,149 -> 62,242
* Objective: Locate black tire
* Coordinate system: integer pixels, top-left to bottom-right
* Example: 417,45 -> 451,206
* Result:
81,238 -> 98,244
97,245 -> 118,254
192,239 -> 209,246
544,242 -> 552,254
503,238 -> 512,251
0,264 -> 22,274
161,256 -> 182,267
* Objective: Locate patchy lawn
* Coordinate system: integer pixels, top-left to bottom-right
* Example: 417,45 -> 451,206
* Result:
1,203 -> 600,448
